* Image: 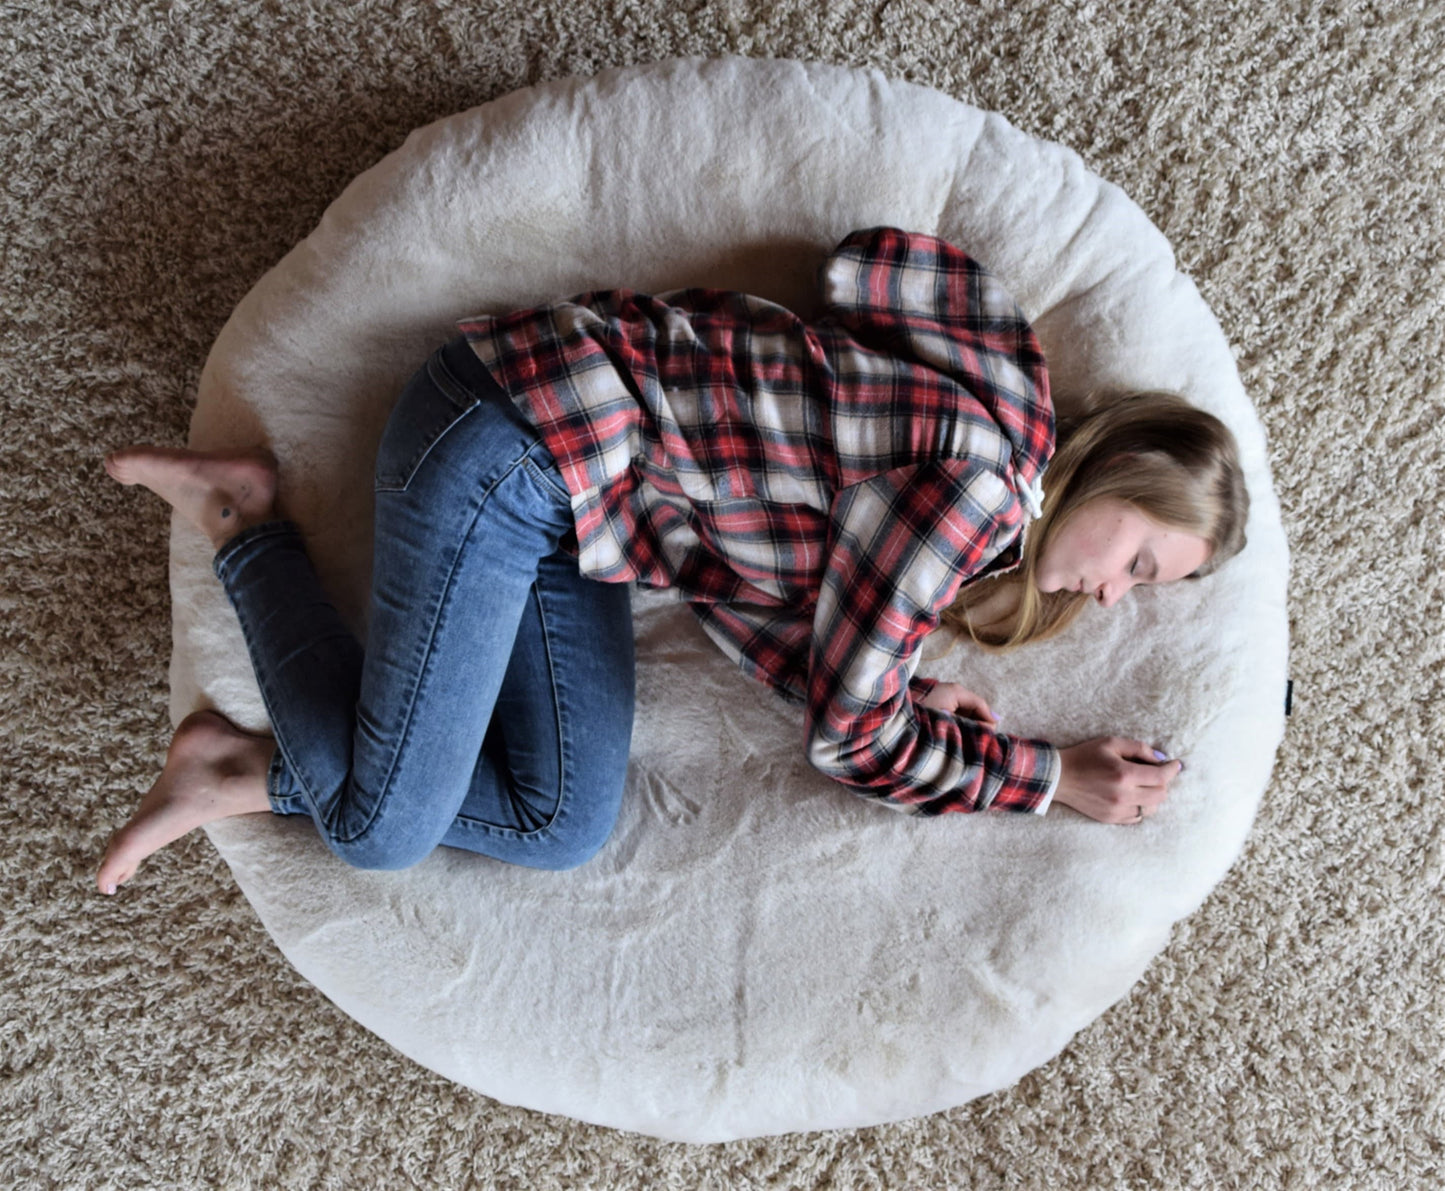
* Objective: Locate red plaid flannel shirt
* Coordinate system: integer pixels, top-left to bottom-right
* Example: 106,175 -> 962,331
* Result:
459,228 -> 1059,813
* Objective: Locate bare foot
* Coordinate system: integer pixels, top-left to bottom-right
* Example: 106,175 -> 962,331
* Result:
97,710 -> 276,895
104,445 -> 278,550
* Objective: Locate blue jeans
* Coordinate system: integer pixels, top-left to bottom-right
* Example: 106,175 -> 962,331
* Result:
212,338 -> 636,870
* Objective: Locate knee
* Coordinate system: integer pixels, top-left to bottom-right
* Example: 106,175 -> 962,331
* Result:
331,845 -> 430,873
524,776 -> 626,871
325,825 -> 436,873
532,807 -> 620,871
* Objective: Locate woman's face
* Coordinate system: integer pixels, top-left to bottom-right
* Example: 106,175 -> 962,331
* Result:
1036,498 -> 1211,607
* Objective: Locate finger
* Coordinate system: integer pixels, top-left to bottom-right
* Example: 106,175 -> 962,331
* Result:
1114,738 -> 1167,764
961,698 -> 997,723
1123,774 -> 1173,804
1145,759 -> 1185,791
1136,783 -> 1172,810
1102,781 -> 1170,819
1125,799 -> 1165,824
917,683 -> 949,713
1124,763 -> 1179,792
1084,787 -> 1143,823
1111,761 -> 1163,793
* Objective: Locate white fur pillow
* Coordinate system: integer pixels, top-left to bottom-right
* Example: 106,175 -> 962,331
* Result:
175,57 -> 1288,1141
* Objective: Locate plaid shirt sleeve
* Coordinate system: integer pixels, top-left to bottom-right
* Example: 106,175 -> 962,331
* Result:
689,601 -> 813,702
803,458 -> 1060,814
819,227 -> 1055,484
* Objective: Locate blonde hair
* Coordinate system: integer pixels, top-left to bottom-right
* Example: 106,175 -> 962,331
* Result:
942,390 -> 1249,650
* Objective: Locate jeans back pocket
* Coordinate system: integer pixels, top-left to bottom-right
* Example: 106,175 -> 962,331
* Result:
374,354 -> 479,493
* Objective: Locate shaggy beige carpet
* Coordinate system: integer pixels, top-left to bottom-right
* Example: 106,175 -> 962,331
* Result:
3,1 -> 1441,1188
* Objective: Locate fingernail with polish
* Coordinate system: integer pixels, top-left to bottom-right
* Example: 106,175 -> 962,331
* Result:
1152,749 -> 1169,762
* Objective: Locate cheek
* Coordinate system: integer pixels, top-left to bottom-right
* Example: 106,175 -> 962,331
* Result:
1076,521 -> 1127,570
1039,527 -> 1081,577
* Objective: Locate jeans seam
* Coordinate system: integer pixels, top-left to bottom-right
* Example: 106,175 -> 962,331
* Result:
212,520 -> 302,580
265,748 -> 292,815
533,576 -> 568,835
345,451 -> 546,847
522,447 -> 572,503
257,666 -> 328,819
437,340 -> 570,505
372,351 -> 482,494
375,400 -> 472,496
437,581 -> 577,845
427,349 -> 482,410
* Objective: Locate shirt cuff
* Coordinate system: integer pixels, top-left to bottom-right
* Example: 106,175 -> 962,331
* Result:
1030,744 -> 1061,815
907,674 -> 940,701
989,737 -> 1061,814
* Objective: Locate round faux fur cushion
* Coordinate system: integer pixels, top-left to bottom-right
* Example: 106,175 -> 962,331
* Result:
174,57 -> 1288,1141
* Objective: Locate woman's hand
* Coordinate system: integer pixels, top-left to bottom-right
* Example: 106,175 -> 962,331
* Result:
918,682 -> 999,725
1052,737 -> 1183,825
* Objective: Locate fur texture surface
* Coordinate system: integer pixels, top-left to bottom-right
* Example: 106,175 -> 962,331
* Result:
177,58 -> 1285,1142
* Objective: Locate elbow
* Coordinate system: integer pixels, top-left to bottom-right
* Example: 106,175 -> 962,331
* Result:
806,732 -> 849,782
805,732 -> 923,813
806,727 -> 880,790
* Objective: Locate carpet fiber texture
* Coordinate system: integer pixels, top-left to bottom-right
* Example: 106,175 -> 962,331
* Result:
3,1 -> 1442,1188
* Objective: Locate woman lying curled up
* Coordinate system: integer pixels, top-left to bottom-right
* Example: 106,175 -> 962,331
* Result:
98,227 -> 1247,892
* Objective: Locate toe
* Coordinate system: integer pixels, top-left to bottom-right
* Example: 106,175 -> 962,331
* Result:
97,858 -> 132,895
97,836 -> 136,894
103,448 -> 143,484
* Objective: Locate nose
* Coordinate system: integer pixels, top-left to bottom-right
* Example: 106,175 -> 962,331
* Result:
1096,582 -> 1127,608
